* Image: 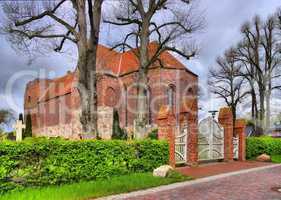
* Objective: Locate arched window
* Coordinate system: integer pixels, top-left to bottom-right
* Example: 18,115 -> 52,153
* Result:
167,85 -> 175,109
105,87 -> 117,107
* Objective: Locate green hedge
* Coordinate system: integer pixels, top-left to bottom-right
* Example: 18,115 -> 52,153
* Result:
0,138 -> 168,193
246,137 -> 281,159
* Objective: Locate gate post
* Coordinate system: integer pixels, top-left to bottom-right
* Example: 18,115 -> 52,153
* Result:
218,107 -> 234,162
157,106 -> 176,168
235,119 -> 246,161
181,98 -> 198,167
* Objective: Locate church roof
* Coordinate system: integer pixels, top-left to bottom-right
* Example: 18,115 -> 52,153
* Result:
103,42 -> 191,75
26,42 -> 196,104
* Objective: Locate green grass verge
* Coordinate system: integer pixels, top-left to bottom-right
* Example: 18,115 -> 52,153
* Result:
0,172 -> 191,200
271,155 -> 281,163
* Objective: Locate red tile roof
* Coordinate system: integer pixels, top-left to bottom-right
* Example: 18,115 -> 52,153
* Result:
28,43 -> 193,103
104,42 -> 187,75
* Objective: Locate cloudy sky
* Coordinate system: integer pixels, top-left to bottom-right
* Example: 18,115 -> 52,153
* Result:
0,0 -> 280,121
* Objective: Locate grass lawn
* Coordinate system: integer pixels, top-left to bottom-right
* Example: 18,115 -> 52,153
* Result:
0,172 -> 191,200
271,155 -> 281,163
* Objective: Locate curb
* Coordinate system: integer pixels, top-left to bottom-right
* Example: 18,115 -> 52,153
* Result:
97,164 -> 281,200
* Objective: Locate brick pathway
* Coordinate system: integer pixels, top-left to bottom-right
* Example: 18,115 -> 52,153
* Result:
176,161 -> 271,178
100,164 -> 281,200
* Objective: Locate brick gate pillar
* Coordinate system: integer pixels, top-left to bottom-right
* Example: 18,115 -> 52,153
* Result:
218,107 -> 234,162
235,119 -> 246,161
180,98 -> 198,167
157,106 -> 176,168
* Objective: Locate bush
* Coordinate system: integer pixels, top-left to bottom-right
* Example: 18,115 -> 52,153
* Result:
246,137 -> 281,159
0,138 -> 168,194
148,129 -> 158,140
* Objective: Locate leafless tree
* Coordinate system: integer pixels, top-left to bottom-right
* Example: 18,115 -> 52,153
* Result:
208,49 -> 248,124
0,0 -> 104,135
235,41 -> 259,124
261,15 -> 281,131
235,15 -> 281,131
104,0 -> 204,138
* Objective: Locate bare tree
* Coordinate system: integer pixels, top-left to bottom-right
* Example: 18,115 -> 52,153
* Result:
0,0 -> 104,135
261,15 -> 281,131
235,15 -> 281,131
235,41 -> 259,124
104,0 -> 204,138
209,49 -> 248,124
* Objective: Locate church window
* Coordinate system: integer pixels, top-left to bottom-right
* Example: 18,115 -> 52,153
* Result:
167,85 -> 175,109
105,87 -> 117,107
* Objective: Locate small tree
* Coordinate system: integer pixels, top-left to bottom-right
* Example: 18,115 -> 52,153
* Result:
112,109 -> 127,140
24,114 -> 32,138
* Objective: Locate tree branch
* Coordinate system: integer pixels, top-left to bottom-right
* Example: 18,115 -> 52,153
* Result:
165,46 -> 196,60
14,0 -> 78,38
10,28 -> 77,43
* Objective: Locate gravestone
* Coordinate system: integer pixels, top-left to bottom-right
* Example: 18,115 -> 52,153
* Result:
13,120 -> 25,142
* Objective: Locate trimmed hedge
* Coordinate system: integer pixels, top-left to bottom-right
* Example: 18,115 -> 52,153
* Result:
0,138 -> 168,193
246,137 -> 281,159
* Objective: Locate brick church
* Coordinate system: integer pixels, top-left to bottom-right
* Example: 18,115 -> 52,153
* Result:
24,42 -> 198,139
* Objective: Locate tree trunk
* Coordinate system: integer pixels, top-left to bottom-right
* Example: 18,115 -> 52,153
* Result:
265,88 -> 271,133
231,105 -> 237,136
75,0 -> 102,137
251,87 -> 258,125
77,49 -> 98,135
135,69 -> 148,139
259,87 -> 266,132
135,19 -> 150,139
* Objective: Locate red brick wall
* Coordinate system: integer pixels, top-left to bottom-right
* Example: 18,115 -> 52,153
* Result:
24,82 -> 81,133
24,67 -> 198,135
96,68 -> 198,128
218,107 -> 234,162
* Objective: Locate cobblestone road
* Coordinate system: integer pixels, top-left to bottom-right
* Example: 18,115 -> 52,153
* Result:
122,165 -> 281,200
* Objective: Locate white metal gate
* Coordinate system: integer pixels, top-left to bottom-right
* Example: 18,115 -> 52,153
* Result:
233,136 -> 239,159
175,124 -> 188,164
198,117 -> 224,161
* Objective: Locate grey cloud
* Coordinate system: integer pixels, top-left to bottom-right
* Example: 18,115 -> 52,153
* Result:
0,37 -> 75,113
0,0 -> 281,118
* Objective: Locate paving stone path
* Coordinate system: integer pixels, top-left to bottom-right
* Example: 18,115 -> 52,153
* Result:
101,164 -> 281,200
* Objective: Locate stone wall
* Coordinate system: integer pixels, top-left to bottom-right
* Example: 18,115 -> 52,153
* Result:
32,106 -> 114,140
97,106 -> 114,140
33,109 -> 82,139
